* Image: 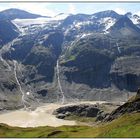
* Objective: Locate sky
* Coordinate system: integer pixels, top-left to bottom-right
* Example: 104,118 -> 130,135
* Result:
0,3 -> 140,17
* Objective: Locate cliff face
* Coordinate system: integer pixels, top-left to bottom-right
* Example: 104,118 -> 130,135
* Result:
110,56 -> 140,92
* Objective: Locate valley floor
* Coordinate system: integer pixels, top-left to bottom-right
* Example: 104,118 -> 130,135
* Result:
0,112 -> 140,138
0,101 -> 107,127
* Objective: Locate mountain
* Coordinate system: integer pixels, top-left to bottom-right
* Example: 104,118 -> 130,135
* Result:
0,9 -> 140,110
61,10 -> 121,39
93,10 -> 121,19
61,14 -> 90,27
0,8 -> 48,20
109,16 -> 140,37
125,12 -> 140,26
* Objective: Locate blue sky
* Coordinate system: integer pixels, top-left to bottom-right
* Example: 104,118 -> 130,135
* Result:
0,3 -> 140,17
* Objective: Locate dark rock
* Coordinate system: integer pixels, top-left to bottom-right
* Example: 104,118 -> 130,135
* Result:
96,110 -> 109,121
37,89 -> 47,97
137,88 -> 140,95
3,82 -> 17,91
54,105 -> 78,115
85,106 -> 100,117
109,16 -> 140,37
104,91 -> 140,122
3,100 -> 7,103
110,56 -> 140,92
54,104 -> 100,119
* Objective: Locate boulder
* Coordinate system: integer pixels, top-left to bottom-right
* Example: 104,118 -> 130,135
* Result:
65,111 -> 71,116
85,106 -> 100,117
56,113 -> 66,119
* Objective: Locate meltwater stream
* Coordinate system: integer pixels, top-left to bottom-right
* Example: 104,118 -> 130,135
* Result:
116,42 -> 121,53
56,60 -> 65,104
13,60 -> 30,109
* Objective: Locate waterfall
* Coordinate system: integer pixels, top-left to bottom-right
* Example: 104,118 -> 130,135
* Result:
116,42 -> 121,53
56,60 -> 65,104
13,60 -> 30,109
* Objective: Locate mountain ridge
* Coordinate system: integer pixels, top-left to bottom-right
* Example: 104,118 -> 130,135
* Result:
0,8 -> 49,20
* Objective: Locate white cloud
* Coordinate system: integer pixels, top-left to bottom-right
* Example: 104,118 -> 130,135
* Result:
0,3 -> 55,17
68,4 -> 76,14
114,8 -> 126,15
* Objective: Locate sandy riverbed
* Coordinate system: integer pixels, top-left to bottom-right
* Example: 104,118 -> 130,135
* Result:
0,101 -> 106,128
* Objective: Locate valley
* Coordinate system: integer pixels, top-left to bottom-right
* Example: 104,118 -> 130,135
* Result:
1,9 -> 138,110
0,103 -> 76,127
0,7 -> 140,137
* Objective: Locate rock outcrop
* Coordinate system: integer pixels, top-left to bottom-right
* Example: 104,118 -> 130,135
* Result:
104,89 -> 140,122
53,104 -> 100,119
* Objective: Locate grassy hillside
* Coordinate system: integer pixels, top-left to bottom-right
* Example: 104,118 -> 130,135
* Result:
0,112 -> 139,138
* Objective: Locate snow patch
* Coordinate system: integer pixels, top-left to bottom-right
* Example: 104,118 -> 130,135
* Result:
74,21 -> 93,29
81,33 -> 92,38
129,16 -> 140,25
99,17 -> 116,31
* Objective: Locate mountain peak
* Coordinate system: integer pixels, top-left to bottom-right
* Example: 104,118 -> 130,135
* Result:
93,10 -> 120,19
0,8 -> 46,20
108,15 -> 140,36
112,16 -> 136,28
2,8 -> 26,12
125,12 -> 132,17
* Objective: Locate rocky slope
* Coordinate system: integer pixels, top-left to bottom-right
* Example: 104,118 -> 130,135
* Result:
104,89 -> 140,121
0,9 -> 140,109
52,88 -> 140,124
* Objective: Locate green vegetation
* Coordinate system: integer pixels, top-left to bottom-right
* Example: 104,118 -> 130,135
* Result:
64,115 -> 96,125
0,112 -> 140,138
98,112 -> 140,138
60,54 -> 76,64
